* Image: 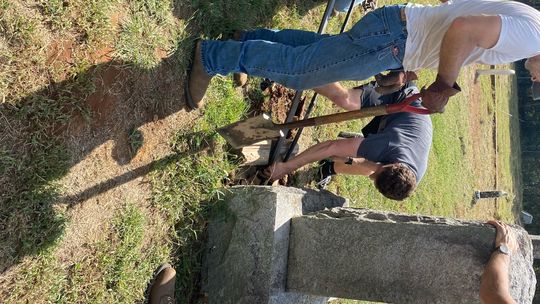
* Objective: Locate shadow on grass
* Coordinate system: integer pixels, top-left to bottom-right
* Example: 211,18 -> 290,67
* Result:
0,0 -> 339,295
58,131 -> 215,205
177,0 -> 335,38
0,44 -> 193,272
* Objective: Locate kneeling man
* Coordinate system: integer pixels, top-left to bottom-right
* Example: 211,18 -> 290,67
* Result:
265,81 -> 432,201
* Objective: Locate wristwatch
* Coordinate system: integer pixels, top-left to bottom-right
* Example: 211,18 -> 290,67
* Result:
495,244 -> 510,255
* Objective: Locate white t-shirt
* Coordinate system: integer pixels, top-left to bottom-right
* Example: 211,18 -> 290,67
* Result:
403,0 -> 540,71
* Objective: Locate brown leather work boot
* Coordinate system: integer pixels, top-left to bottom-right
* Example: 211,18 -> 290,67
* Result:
150,264 -> 176,304
186,40 -> 212,109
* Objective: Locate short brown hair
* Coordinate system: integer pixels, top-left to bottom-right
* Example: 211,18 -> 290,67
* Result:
374,163 -> 416,201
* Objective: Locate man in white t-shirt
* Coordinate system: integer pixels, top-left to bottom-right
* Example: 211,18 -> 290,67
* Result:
402,0 -> 540,111
186,0 -> 540,112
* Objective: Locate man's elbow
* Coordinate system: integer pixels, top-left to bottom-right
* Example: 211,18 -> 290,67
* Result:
447,15 -> 502,48
448,16 -> 471,33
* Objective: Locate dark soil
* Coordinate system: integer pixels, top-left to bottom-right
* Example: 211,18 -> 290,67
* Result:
233,82 -> 306,186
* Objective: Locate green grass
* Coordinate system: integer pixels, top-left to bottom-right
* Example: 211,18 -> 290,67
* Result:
149,77 -> 249,302
0,71 -> 95,271
115,0 -> 181,68
0,0 -> 522,303
4,202 -> 170,303
0,31 -> 100,263
494,65 -> 522,220
39,0 -> 75,31
39,0 -> 119,47
0,0 -> 185,301
55,203 -> 167,303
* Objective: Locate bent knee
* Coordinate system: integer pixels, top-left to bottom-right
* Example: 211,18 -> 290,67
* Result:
330,93 -> 351,108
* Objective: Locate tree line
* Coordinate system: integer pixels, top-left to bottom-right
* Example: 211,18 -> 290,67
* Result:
516,59 -> 540,235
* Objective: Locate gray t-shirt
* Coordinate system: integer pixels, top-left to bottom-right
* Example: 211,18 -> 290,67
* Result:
356,83 -> 432,184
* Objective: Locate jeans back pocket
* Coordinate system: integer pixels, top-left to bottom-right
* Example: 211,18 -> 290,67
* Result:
347,8 -> 389,43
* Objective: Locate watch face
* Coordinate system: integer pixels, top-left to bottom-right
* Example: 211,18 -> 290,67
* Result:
499,244 -> 510,255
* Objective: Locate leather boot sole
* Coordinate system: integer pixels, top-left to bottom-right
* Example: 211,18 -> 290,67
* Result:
185,40 -> 212,110
149,263 -> 176,304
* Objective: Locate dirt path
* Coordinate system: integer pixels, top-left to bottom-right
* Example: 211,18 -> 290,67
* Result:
51,47 -> 197,263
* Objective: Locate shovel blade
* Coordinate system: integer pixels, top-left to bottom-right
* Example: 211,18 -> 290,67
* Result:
217,114 -> 285,149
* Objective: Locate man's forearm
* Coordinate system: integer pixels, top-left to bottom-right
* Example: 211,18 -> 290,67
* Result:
280,141 -> 336,174
282,138 -> 363,175
438,20 -> 477,85
480,253 -> 517,304
438,16 -> 502,86
333,157 -> 378,176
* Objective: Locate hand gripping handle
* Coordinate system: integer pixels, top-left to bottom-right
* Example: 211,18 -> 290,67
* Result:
385,93 -> 432,115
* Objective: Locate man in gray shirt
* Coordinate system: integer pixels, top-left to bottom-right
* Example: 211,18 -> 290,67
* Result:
264,81 -> 432,201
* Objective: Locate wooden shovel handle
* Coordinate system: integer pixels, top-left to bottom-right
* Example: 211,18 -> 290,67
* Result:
277,93 -> 427,130
278,106 -> 389,130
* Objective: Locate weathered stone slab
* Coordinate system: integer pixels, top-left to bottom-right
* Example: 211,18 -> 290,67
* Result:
287,208 -> 536,304
203,186 -> 347,304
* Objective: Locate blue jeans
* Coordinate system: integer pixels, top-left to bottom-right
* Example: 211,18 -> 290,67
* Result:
201,5 -> 406,90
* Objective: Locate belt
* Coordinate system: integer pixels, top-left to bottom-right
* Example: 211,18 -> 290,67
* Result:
400,8 -> 407,23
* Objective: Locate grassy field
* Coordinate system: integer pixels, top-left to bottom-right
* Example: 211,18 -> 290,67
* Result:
0,0 -> 521,303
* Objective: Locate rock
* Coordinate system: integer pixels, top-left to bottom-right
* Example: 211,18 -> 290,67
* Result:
202,186 -> 347,304
287,208 -> 536,304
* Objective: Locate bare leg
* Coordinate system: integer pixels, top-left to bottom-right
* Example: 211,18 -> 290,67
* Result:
313,82 -> 363,111
264,138 -> 363,180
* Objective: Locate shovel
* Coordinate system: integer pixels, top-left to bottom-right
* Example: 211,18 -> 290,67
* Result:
218,93 -> 430,148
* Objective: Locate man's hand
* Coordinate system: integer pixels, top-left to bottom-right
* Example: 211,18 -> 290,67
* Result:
420,74 -> 461,113
262,161 -> 290,181
488,220 -> 519,253
374,71 -> 418,95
